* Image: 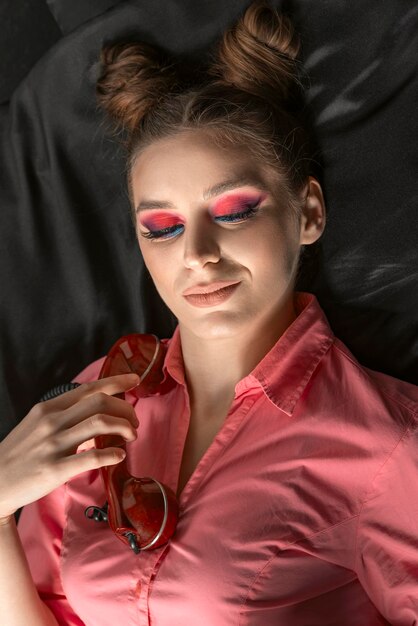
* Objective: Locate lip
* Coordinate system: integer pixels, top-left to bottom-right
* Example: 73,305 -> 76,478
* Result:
182,280 -> 241,296
183,282 -> 241,308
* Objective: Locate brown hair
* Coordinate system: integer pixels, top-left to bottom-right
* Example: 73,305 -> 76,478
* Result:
96,0 -> 318,238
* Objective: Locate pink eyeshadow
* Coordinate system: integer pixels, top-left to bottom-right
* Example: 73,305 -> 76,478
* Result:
139,211 -> 184,231
211,192 -> 267,217
138,190 -> 268,228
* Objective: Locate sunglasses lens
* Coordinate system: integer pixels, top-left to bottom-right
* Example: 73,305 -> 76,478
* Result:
122,477 -> 179,550
100,334 -> 165,394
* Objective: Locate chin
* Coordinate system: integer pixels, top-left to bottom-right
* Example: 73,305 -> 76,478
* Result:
183,310 -> 250,339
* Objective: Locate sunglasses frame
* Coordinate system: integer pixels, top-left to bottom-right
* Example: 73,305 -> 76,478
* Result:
84,333 -> 179,553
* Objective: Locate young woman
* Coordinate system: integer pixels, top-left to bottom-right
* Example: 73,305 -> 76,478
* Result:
0,1 -> 417,624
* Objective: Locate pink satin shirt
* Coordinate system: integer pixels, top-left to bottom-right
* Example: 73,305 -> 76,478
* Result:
18,292 -> 418,625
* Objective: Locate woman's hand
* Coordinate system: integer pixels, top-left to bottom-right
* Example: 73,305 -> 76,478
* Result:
0,373 -> 140,520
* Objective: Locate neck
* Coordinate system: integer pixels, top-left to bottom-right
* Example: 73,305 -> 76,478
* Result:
178,293 -> 298,416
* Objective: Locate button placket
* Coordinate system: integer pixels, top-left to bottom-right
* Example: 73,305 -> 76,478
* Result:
178,394 -> 261,510
137,544 -> 171,625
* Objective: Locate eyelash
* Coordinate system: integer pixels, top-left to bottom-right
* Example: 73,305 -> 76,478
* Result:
139,202 -> 260,241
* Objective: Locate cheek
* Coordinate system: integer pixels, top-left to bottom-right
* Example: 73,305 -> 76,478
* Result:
244,221 -> 297,278
138,242 -> 163,280
138,243 -> 177,300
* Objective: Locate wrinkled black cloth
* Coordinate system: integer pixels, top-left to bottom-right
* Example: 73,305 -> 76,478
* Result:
0,0 -> 61,103
1,0 -> 417,439
46,0 -> 125,34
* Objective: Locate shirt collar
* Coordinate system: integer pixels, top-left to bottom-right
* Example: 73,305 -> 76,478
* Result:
245,292 -> 335,415
161,292 -> 334,416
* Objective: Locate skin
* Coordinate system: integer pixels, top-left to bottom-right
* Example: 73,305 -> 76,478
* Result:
0,375 -> 140,520
0,128 -> 325,625
0,133 -> 326,505
131,129 -> 326,418
0,373 -> 141,626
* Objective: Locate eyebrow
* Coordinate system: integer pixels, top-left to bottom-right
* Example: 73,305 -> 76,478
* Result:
135,175 -> 270,213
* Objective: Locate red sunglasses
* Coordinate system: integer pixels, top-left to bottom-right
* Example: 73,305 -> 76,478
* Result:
84,333 -> 179,553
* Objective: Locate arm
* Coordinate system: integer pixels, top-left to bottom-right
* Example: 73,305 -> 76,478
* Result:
0,372 -> 140,625
0,515 -> 59,626
15,480 -> 86,626
355,414 -> 418,624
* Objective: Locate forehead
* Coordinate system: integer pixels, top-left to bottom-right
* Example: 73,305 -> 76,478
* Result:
130,131 -> 280,205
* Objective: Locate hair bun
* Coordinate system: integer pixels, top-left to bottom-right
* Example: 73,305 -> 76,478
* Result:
96,41 -> 178,134
207,0 -> 302,107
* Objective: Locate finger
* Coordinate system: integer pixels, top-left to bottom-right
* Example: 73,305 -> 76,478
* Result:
58,392 -> 139,430
38,373 -> 140,412
58,414 -> 137,453
59,446 -> 128,480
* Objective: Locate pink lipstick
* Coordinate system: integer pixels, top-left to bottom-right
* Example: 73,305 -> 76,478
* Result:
183,282 -> 240,307
182,280 -> 240,295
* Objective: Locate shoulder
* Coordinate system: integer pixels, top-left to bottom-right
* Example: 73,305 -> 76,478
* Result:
70,335 -> 174,387
310,335 -> 418,460
331,336 -> 418,420
71,355 -> 107,385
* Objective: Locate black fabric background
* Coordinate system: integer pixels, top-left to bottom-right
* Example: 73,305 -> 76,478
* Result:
1,0 -> 417,440
0,0 -> 61,104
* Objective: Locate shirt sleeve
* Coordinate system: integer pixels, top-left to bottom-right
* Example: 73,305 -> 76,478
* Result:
18,484 -> 85,626
17,356 -> 106,626
355,414 -> 418,624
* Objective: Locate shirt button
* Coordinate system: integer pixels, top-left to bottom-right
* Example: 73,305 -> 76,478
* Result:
135,581 -> 141,598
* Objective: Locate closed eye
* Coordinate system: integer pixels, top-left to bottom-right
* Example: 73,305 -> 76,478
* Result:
213,202 -> 259,223
140,223 -> 184,240
139,201 -> 260,241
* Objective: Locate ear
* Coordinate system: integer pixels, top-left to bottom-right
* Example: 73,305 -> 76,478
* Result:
299,177 -> 326,245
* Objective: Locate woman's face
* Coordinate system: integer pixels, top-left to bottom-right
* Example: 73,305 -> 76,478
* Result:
131,130 -> 323,340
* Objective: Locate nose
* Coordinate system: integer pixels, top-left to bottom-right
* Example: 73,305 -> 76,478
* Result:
183,221 -> 221,269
